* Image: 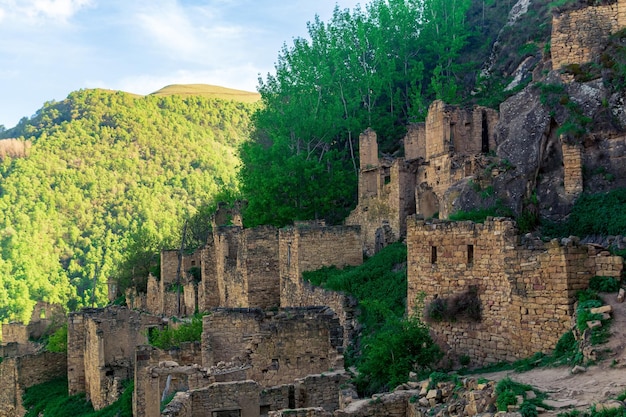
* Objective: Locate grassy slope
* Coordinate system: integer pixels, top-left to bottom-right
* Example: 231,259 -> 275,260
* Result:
150,84 -> 261,103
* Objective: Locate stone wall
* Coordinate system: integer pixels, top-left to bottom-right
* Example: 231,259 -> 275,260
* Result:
202,308 -> 343,388
162,380 -> 261,417
68,307 -> 163,410
347,101 -> 499,253
416,101 -> 498,220
551,0 -> 626,70
563,140 -> 583,197
346,129 -> 417,255
294,372 -> 350,412
134,345 -> 210,417
214,225 -> 280,309
2,301 -> 65,344
407,217 -> 623,365
1,324 -> 28,346
0,352 -> 67,417
198,236 -> 219,312
241,226 -> 281,309
279,224 -> 362,307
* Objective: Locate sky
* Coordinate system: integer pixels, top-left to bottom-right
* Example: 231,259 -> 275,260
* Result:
0,0 -> 364,129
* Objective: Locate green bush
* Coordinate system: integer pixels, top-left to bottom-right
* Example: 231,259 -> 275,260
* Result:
497,390 -> 518,411
46,324 -> 68,353
149,313 -> 204,350
520,401 -> 539,417
588,276 -> 621,293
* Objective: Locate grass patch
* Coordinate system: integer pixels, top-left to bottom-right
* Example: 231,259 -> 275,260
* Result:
23,377 -> 133,417
541,189 -> 626,238
495,377 -> 548,413
303,242 -> 441,395
148,313 -> 204,350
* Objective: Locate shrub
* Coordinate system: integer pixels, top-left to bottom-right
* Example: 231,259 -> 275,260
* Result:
426,286 -> 481,322
149,313 -> 204,350
459,355 -> 471,366
588,276 -> 621,293
520,401 -> 539,417
46,324 -> 67,353
497,390 -> 518,411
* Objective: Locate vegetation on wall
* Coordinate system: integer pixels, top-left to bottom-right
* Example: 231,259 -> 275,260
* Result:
0,89 -> 256,323
148,313 -> 205,350
303,242 -> 441,395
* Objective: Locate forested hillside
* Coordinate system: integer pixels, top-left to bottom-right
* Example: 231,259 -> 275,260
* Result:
0,88 -> 257,322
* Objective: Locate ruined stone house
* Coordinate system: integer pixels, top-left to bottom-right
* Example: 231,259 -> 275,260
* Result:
346,100 -> 498,255
407,217 -> 623,366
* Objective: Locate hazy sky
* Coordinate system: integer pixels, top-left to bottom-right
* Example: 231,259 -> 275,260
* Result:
0,0 -> 363,128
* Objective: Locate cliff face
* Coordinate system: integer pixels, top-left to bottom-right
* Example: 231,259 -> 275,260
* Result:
449,0 -> 626,222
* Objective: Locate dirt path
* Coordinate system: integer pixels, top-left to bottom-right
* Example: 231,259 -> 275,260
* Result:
479,292 -> 626,413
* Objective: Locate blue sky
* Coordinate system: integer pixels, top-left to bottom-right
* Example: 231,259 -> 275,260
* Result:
0,0 -> 363,129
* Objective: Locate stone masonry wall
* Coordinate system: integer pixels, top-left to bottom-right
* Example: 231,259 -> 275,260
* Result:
134,345 -> 209,417
1,324 -> 28,345
198,236 -> 219,312
158,380 -> 263,417
202,308 -> 343,388
563,140 -> 583,197
407,217 -> 623,365
214,226 -> 248,308
551,0 -> 626,69
69,307 -> 163,410
242,226 -> 280,309
279,225 -> 361,349
294,372 -> 350,412
0,352 -> 66,417
279,225 -> 361,308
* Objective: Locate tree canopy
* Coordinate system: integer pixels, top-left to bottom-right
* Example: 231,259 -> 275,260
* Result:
0,89 -> 255,322
239,0 -> 472,227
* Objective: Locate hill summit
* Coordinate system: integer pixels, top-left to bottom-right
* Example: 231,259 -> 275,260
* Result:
149,84 -> 261,103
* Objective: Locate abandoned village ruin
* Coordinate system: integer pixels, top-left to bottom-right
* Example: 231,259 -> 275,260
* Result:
2,1 -> 626,416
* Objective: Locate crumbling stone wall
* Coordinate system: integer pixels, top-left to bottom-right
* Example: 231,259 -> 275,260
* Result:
416,101 -> 498,220
198,235 -> 219,312
1,302 -> 65,345
214,225 -> 280,309
134,345 -> 210,417
0,352 -> 67,417
407,217 -> 623,365
202,308 -> 343,388
68,306 -> 163,410
294,372 -> 350,412
279,224 -> 361,348
162,380 -> 261,417
347,101 -> 498,253
563,140 -> 583,197
551,0 -> 626,70
346,129 -> 417,255
280,224 -> 362,308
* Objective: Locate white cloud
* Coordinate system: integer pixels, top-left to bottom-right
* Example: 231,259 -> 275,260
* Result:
0,0 -> 92,24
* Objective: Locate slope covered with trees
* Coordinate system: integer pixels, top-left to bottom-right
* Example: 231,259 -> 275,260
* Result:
0,88 -> 256,322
